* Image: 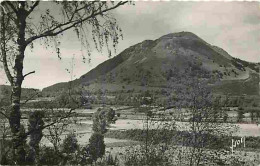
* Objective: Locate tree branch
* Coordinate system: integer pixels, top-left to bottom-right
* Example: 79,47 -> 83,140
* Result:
27,1 -> 39,16
20,90 -> 39,106
41,111 -> 75,131
1,10 -> 13,85
23,108 -> 76,139
0,110 -> 8,119
5,1 -> 17,14
23,70 -> 35,79
26,2 -> 97,42
69,1 -> 96,21
25,1 -> 127,45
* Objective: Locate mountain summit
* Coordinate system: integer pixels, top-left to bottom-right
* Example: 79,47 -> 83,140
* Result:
43,32 -> 259,95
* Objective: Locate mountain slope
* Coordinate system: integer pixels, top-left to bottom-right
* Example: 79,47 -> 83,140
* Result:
43,31 -> 259,95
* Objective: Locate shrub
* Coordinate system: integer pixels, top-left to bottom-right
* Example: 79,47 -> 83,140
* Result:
96,153 -> 119,166
76,145 -> 92,165
117,112 -> 121,117
39,147 -> 62,165
123,145 -> 171,166
62,133 -> 78,154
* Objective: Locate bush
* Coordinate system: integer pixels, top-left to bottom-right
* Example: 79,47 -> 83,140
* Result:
39,146 -> 62,165
117,112 -> 121,117
123,145 -> 171,166
62,133 -> 78,154
96,153 -> 119,166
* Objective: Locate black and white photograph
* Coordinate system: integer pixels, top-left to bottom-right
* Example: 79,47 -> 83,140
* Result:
0,1 -> 260,165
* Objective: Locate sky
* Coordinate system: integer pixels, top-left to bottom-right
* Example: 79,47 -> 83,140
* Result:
0,1 -> 260,89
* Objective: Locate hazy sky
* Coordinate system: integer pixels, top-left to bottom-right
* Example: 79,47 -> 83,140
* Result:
0,1 -> 260,89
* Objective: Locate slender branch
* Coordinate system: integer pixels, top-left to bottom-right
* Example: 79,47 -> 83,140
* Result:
44,1 -> 97,33
25,1 -> 127,45
0,110 -> 8,119
27,1 -> 39,16
67,3 -> 79,22
41,113 -> 75,132
69,1 -> 96,21
5,1 -> 17,14
1,10 -> 13,85
23,70 -> 35,79
20,91 -> 39,105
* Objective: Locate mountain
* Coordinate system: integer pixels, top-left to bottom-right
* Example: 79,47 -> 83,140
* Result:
43,32 -> 260,96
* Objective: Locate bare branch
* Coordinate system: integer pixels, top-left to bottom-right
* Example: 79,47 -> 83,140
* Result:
41,111 -> 75,131
0,110 -> 8,119
5,1 -> 17,14
69,1 -> 96,21
25,1 -> 127,45
1,10 -> 13,85
20,91 -> 39,106
27,1 -> 40,16
23,70 -> 35,79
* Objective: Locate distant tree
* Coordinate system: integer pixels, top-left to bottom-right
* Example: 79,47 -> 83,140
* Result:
88,107 -> 117,162
0,1 -> 127,163
180,78 -> 232,166
166,66 -> 234,165
92,107 -> 117,134
120,88 -> 177,166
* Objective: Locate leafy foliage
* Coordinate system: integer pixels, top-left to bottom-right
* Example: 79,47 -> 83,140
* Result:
92,107 -> 117,134
62,132 -> 78,154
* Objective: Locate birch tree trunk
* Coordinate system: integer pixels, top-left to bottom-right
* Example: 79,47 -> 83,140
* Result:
8,5 -> 27,164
